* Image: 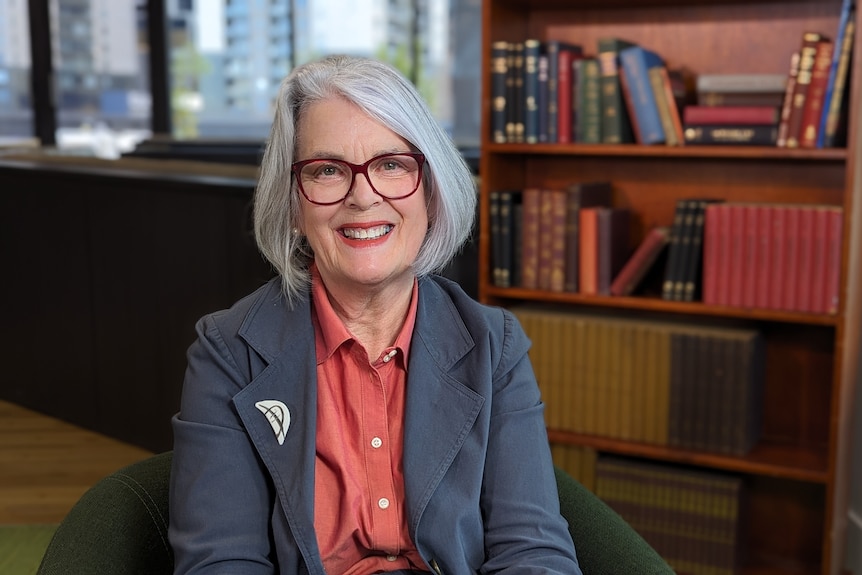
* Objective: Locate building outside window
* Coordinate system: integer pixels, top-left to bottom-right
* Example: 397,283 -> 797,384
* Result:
167,0 -> 480,148
0,0 -> 34,143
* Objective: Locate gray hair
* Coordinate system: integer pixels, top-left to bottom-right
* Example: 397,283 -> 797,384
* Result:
254,54 -> 476,304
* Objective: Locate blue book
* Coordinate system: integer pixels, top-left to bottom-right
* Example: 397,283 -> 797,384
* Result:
817,0 -> 856,147
618,45 -> 666,145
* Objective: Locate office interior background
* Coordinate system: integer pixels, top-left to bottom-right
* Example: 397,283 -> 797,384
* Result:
1,0 -> 860,572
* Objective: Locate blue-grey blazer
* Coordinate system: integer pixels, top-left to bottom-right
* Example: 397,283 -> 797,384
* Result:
169,274 -> 581,575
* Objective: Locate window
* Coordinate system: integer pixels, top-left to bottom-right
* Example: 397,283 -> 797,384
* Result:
0,0 -> 35,144
167,0 -> 480,147
50,0 -> 153,157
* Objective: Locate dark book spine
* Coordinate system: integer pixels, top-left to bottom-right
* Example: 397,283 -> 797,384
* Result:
491,41 -> 509,143
523,39 -> 542,144
683,125 -> 779,145
784,32 -> 826,148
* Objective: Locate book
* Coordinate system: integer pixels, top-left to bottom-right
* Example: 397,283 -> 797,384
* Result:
579,207 -> 600,294
769,204 -> 787,310
670,198 -> 699,301
618,45 -> 666,145
575,58 -> 603,143
683,125 -> 779,146
498,190 -> 521,288
799,39 -> 835,148
505,42 -> 519,142
490,41 -> 509,143
776,51 -> 801,147
662,199 -> 691,300
537,53 -> 550,143
741,203 -> 760,308
821,7 -> 856,147
520,187 -> 542,289
698,90 -> 787,108
755,204 -> 774,309
548,189 -> 568,292
557,45 -> 585,143
810,206 -> 829,313
796,205 -> 816,312
695,73 -> 788,94
648,66 -> 683,146
817,0 -> 856,147
784,32 -> 828,148
610,226 -> 671,296
597,37 -> 637,144
727,203 -> 746,307
490,190 -> 503,286
683,105 -> 780,126
782,206 -> 801,311
563,181 -> 614,292
701,203 -> 721,305
523,39 -> 543,144
596,207 -> 632,295
546,40 -> 584,143
825,206 -> 844,313
537,189 -> 557,290
681,199 -> 721,302
512,42 -> 526,143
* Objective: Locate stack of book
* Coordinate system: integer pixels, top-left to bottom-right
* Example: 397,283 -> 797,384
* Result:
490,0 -> 855,149
661,198 -> 722,301
701,202 -> 843,314
489,37 -> 693,146
490,182 -> 634,294
512,306 -> 765,456
596,455 -> 744,575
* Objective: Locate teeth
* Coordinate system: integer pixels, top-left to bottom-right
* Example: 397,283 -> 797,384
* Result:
342,225 -> 392,239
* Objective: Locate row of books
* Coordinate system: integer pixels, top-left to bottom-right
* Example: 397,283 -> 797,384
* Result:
596,455 -> 744,575
489,182 -> 634,295
550,445 -> 745,575
701,202 -> 844,314
491,0 -> 855,148
513,306 -> 765,456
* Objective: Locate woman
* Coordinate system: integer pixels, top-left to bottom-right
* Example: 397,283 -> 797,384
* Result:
169,55 -> 580,575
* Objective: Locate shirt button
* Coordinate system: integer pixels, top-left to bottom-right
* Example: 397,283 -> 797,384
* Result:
378,497 -> 390,509
371,437 -> 382,448
386,555 -> 398,562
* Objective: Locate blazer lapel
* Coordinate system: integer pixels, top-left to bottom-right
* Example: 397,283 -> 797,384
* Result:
403,278 -> 484,529
231,285 -> 321,561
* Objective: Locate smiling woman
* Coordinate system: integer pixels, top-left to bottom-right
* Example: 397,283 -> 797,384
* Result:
168,54 -> 582,575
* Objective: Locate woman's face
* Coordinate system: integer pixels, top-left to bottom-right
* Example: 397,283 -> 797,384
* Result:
294,96 -> 429,295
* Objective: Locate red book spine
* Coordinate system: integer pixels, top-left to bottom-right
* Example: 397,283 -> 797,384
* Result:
742,204 -> 759,308
609,224 -> 667,297
702,204 -> 721,305
728,204 -> 746,307
557,50 -> 575,143
825,207 -> 844,314
783,206 -> 801,312
769,205 -> 787,310
799,40 -> 835,148
579,207 -> 599,294
810,206 -> 829,313
755,204 -> 773,309
716,203 -> 733,306
796,206 -> 815,312
683,105 -> 780,126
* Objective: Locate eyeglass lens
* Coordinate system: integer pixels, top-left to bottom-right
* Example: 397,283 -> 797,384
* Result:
296,153 -> 422,204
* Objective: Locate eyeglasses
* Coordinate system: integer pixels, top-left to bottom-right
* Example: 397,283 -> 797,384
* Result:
291,152 -> 426,206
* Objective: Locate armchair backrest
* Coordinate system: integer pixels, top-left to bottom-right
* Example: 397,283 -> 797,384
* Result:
37,452 -> 674,574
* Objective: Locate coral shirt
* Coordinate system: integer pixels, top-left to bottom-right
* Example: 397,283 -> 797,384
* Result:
310,267 -> 427,575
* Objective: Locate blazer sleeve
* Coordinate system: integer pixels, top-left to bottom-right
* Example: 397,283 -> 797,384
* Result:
169,313 -> 277,575
479,308 -> 583,574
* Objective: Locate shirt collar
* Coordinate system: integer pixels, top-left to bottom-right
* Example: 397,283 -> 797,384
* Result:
310,262 -> 418,367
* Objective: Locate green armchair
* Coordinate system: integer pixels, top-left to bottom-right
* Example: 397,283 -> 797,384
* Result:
37,452 -> 674,574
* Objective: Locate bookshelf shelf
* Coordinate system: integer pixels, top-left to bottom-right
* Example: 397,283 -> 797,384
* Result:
548,430 -> 829,483
486,142 -> 849,161
482,286 -> 842,326
479,0 -> 861,573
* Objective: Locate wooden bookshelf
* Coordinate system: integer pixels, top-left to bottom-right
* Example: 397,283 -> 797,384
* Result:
478,1 -> 862,574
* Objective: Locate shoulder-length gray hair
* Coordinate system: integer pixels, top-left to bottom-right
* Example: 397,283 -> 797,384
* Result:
254,54 -> 477,304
